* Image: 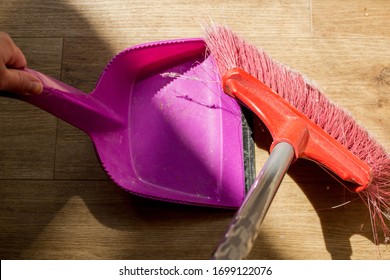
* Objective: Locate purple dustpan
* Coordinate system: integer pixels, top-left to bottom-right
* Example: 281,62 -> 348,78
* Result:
18,39 -> 246,207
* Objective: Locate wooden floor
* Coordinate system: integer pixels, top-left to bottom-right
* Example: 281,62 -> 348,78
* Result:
0,0 -> 389,260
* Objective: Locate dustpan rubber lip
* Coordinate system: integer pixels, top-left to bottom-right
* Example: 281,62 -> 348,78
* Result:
241,107 -> 256,194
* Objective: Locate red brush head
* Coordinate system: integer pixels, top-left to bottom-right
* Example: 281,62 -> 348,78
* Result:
223,68 -> 372,192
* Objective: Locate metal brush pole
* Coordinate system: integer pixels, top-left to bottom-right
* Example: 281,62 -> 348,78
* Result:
212,142 -> 295,260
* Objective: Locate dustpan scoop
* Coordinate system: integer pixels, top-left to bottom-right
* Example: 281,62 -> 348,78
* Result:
14,39 -> 247,207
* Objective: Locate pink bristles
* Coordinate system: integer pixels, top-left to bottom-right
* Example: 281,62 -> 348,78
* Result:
204,25 -> 390,244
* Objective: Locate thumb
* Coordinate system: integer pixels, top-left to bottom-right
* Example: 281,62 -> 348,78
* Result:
1,68 -> 43,95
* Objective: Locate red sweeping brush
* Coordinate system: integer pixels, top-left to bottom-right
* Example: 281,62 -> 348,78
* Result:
205,25 -> 390,259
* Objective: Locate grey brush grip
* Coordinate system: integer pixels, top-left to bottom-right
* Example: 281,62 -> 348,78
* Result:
212,142 -> 295,260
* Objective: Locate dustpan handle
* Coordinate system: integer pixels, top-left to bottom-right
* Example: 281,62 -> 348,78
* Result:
15,69 -> 124,133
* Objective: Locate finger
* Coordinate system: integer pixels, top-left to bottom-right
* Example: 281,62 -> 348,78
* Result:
0,32 -> 27,69
7,45 -> 28,69
0,68 -> 43,95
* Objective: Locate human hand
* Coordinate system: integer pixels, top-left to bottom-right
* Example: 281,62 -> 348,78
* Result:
0,32 -> 43,95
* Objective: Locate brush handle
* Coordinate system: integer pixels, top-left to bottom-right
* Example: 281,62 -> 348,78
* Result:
211,142 -> 295,260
